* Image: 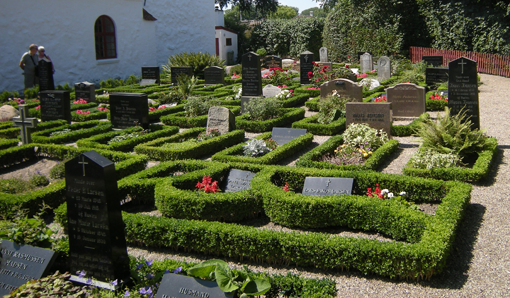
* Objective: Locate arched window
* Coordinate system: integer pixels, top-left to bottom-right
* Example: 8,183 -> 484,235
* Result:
94,15 -> 117,59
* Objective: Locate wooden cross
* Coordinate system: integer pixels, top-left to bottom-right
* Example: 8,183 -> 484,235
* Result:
78,156 -> 88,177
12,104 -> 37,144
459,59 -> 467,74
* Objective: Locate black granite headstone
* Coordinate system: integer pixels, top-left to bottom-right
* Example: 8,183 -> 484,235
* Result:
204,66 -> 225,85
425,67 -> 449,86
155,273 -> 233,298
37,60 -> 54,91
241,52 -> 262,97
171,67 -> 193,84
75,81 -> 96,103
39,90 -> 71,123
302,177 -> 354,196
224,169 -> 256,193
422,56 -> 443,67
0,240 -> 58,296
141,67 -> 160,85
264,55 -> 283,69
300,51 -> 314,85
65,151 -> 130,283
271,128 -> 307,146
448,57 -> 480,130
109,92 -> 149,129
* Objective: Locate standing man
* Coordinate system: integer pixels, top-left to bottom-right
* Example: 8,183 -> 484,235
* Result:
19,44 -> 38,90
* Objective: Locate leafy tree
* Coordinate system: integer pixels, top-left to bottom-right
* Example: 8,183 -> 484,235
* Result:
301,7 -> 328,18
267,5 -> 298,19
225,3 -> 265,20
216,0 -> 278,14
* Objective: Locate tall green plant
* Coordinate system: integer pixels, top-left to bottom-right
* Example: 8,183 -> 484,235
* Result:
162,52 -> 225,78
415,107 -> 488,157
183,96 -> 221,117
244,97 -> 282,121
176,74 -> 198,100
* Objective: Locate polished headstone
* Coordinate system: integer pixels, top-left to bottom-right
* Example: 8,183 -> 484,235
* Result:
109,92 -> 149,129
264,55 -> 283,69
38,60 -> 54,91
426,67 -> 449,86
300,51 -> 314,85
302,177 -> 354,196
39,90 -> 71,123
171,67 -> 192,84
155,273 -> 233,298
141,66 -> 160,85
204,66 -> 225,85
448,57 -> 480,129
75,81 -> 95,103
224,169 -> 256,193
423,56 -> 443,67
241,51 -> 262,97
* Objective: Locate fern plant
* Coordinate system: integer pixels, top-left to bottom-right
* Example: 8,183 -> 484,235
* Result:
415,107 -> 487,157
162,52 -> 225,78
176,74 -> 198,100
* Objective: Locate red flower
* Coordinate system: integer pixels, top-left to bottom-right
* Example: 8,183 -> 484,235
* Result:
283,183 -> 290,191
35,105 -> 40,110
308,71 -> 313,79
345,64 -> 350,68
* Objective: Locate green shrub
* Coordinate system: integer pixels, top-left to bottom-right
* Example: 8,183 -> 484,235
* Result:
184,96 -> 222,117
235,108 -> 305,132
244,97 -> 282,121
29,172 -> 50,187
409,149 -> 462,169
162,52 -> 225,78
317,93 -> 351,124
243,139 -> 272,157
176,74 -> 198,100
343,123 -> 389,151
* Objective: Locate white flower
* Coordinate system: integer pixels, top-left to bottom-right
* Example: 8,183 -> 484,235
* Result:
381,189 -> 389,195
399,191 -> 407,196
387,193 -> 394,198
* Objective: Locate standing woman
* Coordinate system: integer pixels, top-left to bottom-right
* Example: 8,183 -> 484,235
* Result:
37,46 -> 55,90
19,44 -> 38,90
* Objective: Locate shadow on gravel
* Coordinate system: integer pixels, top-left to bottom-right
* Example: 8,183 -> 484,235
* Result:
277,142 -> 321,166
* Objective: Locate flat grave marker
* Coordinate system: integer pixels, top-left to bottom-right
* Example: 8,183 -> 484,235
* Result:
448,57 -> 480,129
223,169 -> 256,193
39,90 -> 71,123
171,67 -> 192,84
155,273 -> 233,298
346,102 -> 393,135
423,55 -> 443,67
75,81 -> 95,103
109,92 -> 149,129
204,66 -> 225,85
206,106 -> 235,135
241,51 -> 262,97
320,78 -> 362,101
12,104 -> 37,144
300,51 -> 314,85
66,151 -> 130,285
386,83 -> 426,117
0,240 -> 58,296
302,177 -> 354,196
271,127 -> 307,146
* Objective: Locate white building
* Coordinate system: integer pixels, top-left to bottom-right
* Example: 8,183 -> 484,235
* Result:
0,0 -> 216,93
214,8 -> 238,65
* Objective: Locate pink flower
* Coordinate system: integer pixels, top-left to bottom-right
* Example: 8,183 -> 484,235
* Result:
73,98 -> 88,104
35,105 -> 40,110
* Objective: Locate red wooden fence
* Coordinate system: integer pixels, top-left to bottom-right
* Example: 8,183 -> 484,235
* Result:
409,46 -> 510,77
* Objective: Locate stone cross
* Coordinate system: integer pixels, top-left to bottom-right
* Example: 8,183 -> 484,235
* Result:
12,104 -> 37,144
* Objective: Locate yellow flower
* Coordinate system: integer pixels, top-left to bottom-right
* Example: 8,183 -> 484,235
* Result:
369,151 -> 373,155
363,153 -> 368,158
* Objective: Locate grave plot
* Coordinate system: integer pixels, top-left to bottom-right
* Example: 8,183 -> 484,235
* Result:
236,108 -> 305,132
161,106 -> 240,128
31,120 -> 112,144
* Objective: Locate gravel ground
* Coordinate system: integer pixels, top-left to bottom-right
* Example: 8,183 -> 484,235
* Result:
127,74 -> 510,297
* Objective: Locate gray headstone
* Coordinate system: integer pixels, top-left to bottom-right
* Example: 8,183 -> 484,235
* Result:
386,83 -> 426,117
346,102 -> 393,135
319,47 -> 328,62
448,57 -> 479,130
241,51 -> 262,97
206,106 -> 235,135
262,84 -> 282,98
224,169 -> 256,193
139,79 -> 157,86
300,51 -> 314,85
66,151 -> 130,283
204,66 -> 225,85
0,105 -> 19,121
12,104 -> 37,144
320,78 -> 362,101
155,273 -> 233,298
271,127 -> 307,146
141,67 -> 160,85
360,52 -> 373,74
423,56 -> 443,67
171,67 -> 192,84
357,51 -> 372,61
75,81 -> 95,103
0,240 -> 58,296
302,177 -> 354,196
377,56 -> 391,82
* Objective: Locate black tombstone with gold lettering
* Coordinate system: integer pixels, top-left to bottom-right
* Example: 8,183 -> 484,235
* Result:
65,151 -> 129,283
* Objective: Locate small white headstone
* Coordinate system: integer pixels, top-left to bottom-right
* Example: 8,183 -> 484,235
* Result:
360,53 -> 373,74
360,78 -> 380,91
377,56 -> 391,82
263,84 -> 282,98
319,47 -> 328,63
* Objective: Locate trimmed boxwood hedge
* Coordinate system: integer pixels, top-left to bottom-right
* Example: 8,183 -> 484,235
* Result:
402,137 -> 498,182
292,115 -> 346,135
29,102 -> 98,118
0,144 -> 147,218
304,96 -> 320,111
134,128 -> 245,161
295,135 -> 399,171
76,125 -> 179,152
391,113 -> 428,137
276,93 -> 309,108
31,120 -> 112,144
293,85 -> 320,97
0,119 -> 68,139
122,167 -> 472,279
71,108 -> 108,122
212,132 -> 313,165
0,139 -> 18,150
235,108 -> 305,132
161,106 -> 241,128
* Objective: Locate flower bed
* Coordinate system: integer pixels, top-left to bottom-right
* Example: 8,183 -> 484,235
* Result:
31,120 -> 112,144
122,165 -> 472,279
212,132 -> 313,165
160,106 -> 240,128
292,114 -> 346,135
235,108 -> 305,132
71,107 -> 108,122
76,124 -> 179,152
0,144 -> 147,218
425,90 -> 448,111
402,137 -> 498,182
295,135 -> 399,170
134,128 -> 245,160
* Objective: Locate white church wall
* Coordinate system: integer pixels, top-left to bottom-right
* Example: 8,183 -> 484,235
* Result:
0,0 -> 157,92
144,0 -> 216,66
